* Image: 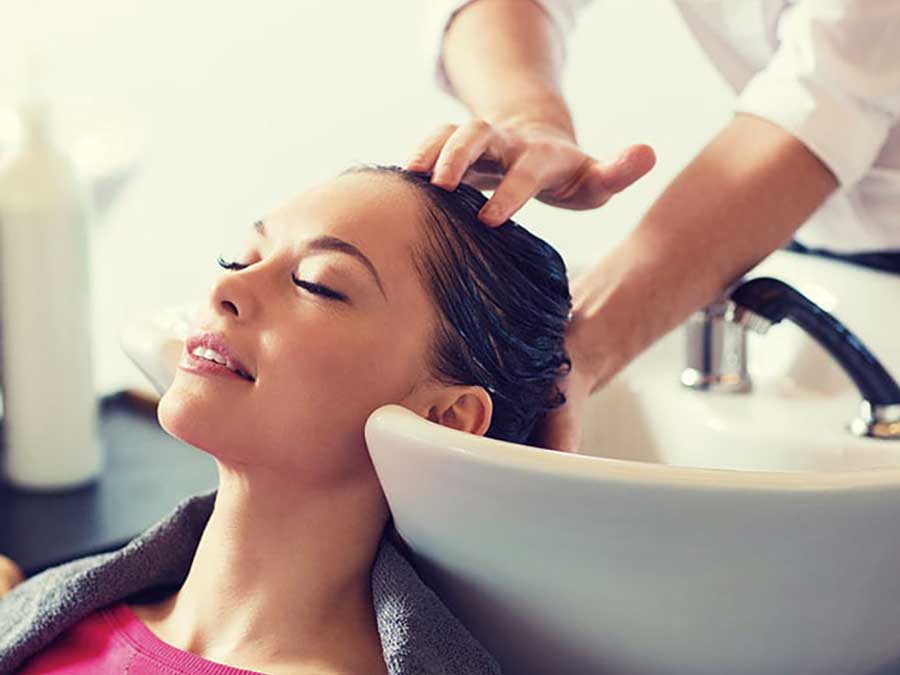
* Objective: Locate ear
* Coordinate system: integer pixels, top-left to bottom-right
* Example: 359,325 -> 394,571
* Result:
402,383 -> 493,436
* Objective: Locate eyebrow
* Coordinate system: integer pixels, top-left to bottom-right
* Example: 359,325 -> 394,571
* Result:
254,220 -> 386,299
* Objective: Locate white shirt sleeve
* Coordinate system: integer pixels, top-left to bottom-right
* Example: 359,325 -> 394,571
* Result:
422,0 -> 593,96
734,0 -> 900,189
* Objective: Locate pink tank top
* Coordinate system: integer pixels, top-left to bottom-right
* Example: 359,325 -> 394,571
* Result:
16,602 -> 267,674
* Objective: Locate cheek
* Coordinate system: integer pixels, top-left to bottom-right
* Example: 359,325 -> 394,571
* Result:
263,321 -> 380,401
271,314 -> 428,411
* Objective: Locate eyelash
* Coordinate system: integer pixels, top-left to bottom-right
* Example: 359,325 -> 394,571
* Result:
215,255 -> 348,302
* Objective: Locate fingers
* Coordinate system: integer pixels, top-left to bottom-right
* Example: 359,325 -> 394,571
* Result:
589,143 -> 656,199
405,122 -> 656,224
473,141 -> 651,224
477,154 -> 548,226
459,156 -> 505,191
429,120 -> 500,190
540,144 -> 655,211
405,123 -> 458,173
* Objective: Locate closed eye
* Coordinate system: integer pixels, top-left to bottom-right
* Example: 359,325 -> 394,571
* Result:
290,274 -> 348,301
216,255 -> 349,302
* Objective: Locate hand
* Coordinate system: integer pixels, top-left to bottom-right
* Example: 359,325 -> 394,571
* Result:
405,118 -> 656,226
0,554 -> 24,598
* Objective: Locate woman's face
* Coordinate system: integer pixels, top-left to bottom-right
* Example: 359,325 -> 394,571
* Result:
158,172 -> 449,485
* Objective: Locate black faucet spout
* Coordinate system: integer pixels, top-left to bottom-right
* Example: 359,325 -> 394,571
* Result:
729,277 -> 900,407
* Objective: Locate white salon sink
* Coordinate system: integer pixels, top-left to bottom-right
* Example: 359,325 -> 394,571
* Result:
582,250 -> 900,473
365,250 -> 900,675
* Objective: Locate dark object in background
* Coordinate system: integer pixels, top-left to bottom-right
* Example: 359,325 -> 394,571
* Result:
785,239 -> 900,274
0,391 -> 217,578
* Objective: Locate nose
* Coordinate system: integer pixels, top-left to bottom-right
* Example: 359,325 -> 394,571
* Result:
208,248 -> 292,321
208,262 -> 265,321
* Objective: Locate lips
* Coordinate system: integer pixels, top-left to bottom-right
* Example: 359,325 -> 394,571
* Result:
185,331 -> 255,382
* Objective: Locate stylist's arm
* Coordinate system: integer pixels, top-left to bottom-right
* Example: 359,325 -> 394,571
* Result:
413,0 -> 841,452
0,554 -> 24,598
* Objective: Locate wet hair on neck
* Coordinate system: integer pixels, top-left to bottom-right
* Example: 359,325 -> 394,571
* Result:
340,164 -> 572,446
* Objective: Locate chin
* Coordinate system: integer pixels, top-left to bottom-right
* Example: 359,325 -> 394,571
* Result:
157,385 -> 228,457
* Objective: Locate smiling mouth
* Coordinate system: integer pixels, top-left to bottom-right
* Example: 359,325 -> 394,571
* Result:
184,348 -> 255,382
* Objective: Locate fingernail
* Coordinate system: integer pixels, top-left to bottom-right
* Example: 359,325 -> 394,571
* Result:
481,204 -> 503,223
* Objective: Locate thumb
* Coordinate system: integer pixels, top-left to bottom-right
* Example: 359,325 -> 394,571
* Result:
587,143 -> 656,201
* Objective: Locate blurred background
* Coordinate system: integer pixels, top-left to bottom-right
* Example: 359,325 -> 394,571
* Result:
0,0 -> 734,398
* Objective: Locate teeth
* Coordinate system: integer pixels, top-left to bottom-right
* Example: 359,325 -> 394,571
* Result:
192,346 -> 227,365
190,345 -> 252,380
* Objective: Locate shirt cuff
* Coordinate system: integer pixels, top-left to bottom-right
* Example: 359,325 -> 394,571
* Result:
735,69 -> 892,189
422,0 -> 581,97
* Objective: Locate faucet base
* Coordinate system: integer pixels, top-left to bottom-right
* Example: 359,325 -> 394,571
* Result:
848,401 -> 900,440
680,368 -> 752,393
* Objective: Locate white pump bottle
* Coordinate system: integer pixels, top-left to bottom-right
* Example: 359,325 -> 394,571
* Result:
0,81 -> 104,490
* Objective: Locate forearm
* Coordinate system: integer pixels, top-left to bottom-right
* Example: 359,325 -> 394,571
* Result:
570,113 -> 840,389
442,0 -> 577,139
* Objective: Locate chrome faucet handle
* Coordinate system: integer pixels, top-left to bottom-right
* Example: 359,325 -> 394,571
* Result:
681,285 -> 753,394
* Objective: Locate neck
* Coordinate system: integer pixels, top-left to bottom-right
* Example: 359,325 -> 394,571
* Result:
151,461 -> 389,669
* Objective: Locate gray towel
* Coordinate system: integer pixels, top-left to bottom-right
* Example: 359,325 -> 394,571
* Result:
0,488 -> 502,674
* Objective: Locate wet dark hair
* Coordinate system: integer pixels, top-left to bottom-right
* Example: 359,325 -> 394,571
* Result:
340,164 -> 572,446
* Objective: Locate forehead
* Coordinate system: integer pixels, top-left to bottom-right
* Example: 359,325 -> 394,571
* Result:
265,172 -> 423,252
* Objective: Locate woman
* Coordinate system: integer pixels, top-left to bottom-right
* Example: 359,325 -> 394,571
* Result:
0,164 -> 571,674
